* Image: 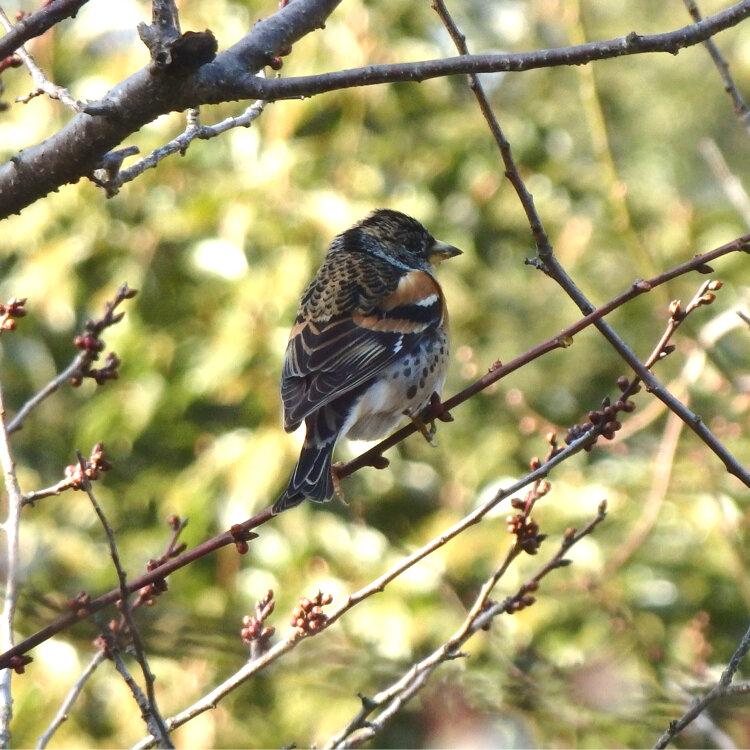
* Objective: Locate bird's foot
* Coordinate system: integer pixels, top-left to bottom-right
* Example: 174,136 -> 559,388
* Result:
331,462 -> 347,503
410,413 -> 438,447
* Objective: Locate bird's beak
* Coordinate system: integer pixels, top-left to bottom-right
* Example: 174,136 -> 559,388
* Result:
428,239 -> 462,264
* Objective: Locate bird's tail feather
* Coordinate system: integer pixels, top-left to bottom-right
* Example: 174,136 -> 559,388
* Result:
273,443 -> 335,513
273,402 -> 349,514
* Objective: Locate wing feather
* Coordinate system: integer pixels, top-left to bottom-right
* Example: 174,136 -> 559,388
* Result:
281,257 -> 445,431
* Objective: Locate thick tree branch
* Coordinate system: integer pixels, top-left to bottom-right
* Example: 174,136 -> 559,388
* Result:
0,0 -> 342,218
0,0 -> 748,218
224,0 -> 750,101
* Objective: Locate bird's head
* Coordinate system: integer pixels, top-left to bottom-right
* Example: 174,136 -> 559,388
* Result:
337,208 -> 461,271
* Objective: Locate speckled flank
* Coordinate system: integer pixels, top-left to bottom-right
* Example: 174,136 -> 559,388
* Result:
274,209 -> 460,513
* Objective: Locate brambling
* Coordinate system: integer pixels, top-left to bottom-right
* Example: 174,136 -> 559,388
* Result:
273,209 -> 461,514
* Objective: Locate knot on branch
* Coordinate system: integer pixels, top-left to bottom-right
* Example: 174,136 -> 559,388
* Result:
229,523 -> 259,554
8,654 -> 32,674
624,31 -> 644,50
138,24 -> 218,74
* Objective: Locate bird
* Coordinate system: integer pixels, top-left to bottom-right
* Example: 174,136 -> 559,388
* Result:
273,208 -> 461,514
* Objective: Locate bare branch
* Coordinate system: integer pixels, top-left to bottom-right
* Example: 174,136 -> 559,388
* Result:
7,353 -> 88,436
77,454 -> 172,747
653,620 -> 750,748
430,0 -> 750,487
0,0 -> 341,218
98,635 -> 167,748
36,650 -> 107,749
1,0 -> 749,217
7,283 -> 136,435
682,0 -> 750,127
0,380 -> 23,747
96,96 -> 267,196
0,7 -> 81,111
133,433 -> 604,748
326,503 -> 608,748
0,229 -> 746,670
218,1 -> 750,102
0,0 -> 90,60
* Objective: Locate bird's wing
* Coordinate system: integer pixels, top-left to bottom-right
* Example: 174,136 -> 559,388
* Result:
281,256 -> 445,431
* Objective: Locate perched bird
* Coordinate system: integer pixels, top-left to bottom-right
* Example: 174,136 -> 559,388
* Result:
273,209 -> 461,514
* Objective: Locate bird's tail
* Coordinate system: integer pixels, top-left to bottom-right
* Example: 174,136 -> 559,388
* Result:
273,413 -> 339,514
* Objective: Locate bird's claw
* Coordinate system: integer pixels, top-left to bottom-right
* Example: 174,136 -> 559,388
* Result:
410,414 -> 439,447
331,462 -> 347,503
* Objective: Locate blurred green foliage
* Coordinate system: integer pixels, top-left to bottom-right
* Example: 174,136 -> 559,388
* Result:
2,0 -> 750,746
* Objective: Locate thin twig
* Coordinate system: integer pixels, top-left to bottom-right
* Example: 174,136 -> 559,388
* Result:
429,0 -> 548,252
682,0 -> 750,127
38,517 -> 187,747
8,283 -> 136,435
77,453 -> 173,748
133,430 -> 603,748
7,353 -> 88,436
0,7 -> 81,111
36,650 -> 107,749
653,620 -> 750,748
0,0 -> 90,60
326,504 -> 608,748
546,251 -> 750,485
98,636 -> 170,749
96,96 -> 268,197
431,0 -> 750,488
21,476 -> 80,506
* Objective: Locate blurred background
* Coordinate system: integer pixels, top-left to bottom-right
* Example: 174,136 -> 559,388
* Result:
2,0 -> 750,746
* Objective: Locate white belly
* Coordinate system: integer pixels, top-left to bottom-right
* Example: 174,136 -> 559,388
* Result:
342,338 -> 448,441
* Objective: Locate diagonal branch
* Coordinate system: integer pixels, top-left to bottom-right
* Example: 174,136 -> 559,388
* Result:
326,503 -> 608,748
0,0 -> 91,60
0,8 -> 81,111
0,231 -> 745,670
682,0 -> 750,127
431,0 -> 750,487
653,619 -> 750,748
36,650 -> 107,749
1,0 -> 750,218
77,452 -> 172,747
0,0 -> 342,219
133,433 -> 603,749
